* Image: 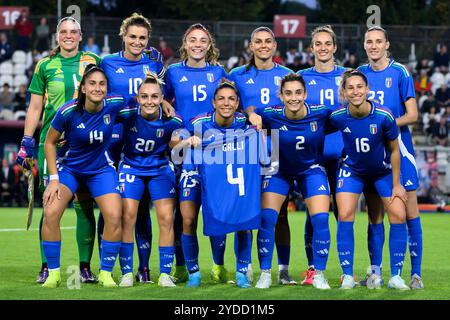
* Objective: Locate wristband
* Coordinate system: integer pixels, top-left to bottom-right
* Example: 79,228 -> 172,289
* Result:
49,174 -> 59,181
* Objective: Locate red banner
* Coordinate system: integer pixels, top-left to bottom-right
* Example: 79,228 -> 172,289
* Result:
273,15 -> 306,39
0,7 -> 29,30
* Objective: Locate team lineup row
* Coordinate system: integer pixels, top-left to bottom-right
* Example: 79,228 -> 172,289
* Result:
16,13 -> 423,290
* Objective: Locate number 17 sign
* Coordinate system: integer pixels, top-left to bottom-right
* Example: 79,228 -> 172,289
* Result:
273,15 -> 306,38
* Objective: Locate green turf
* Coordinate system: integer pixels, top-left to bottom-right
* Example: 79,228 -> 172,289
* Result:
0,207 -> 449,300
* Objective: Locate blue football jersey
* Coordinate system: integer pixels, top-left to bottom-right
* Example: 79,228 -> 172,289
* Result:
118,106 -> 184,176
228,64 -> 293,110
255,103 -> 331,176
108,123 -> 123,164
165,61 -> 227,123
196,127 -> 264,236
100,51 -> 166,104
51,95 -> 126,174
298,66 -> 346,161
329,102 -> 399,176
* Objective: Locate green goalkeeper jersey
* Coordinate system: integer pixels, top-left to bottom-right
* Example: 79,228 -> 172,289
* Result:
28,51 -> 101,146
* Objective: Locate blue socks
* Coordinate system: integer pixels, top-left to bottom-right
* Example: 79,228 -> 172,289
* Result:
42,241 -> 61,270
276,244 -> 290,268
407,217 -> 423,277
337,221 -> 354,276
119,242 -> 134,275
368,223 -> 384,275
159,246 -> 175,275
181,234 -> 199,273
135,210 -> 152,271
304,211 -> 314,267
389,223 -> 407,277
173,206 -> 185,267
258,208 -> 278,270
235,232 -> 252,274
311,213 -> 330,272
100,240 -> 121,272
209,235 -> 226,266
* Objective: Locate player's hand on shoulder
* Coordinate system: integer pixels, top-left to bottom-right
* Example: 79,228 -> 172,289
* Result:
248,112 -> 262,131
162,100 -> 176,118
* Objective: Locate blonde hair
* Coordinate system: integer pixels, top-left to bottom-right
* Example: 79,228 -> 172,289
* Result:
311,25 -> 336,47
179,23 -> 220,65
50,17 -> 82,57
119,13 -> 152,38
138,71 -> 164,92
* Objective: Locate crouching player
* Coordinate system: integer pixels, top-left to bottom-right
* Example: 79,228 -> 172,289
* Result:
331,70 -> 410,290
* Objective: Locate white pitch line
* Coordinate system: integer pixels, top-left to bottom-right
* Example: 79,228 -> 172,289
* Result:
0,226 -> 76,232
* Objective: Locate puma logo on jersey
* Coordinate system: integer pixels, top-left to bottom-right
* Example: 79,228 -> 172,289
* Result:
180,76 -> 188,82
308,79 -> 317,85
318,185 -> 327,191
115,68 -> 124,73
343,127 -> 352,133
405,180 -> 414,187
246,78 -> 255,84
77,123 -> 85,129
279,125 -> 288,131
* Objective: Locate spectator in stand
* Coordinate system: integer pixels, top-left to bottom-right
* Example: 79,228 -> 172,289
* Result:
273,50 -> 284,65
13,84 -> 29,112
34,17 -> 50,53
416,58 -> 432,77
285,46 -> 300,65
423,106 -> 441,136
0,83 -> 15,111
420,91 -> 436,114
414,69 -> 433,96
232,55 -> 246,69
286,56 -> 302,72
0,32 -> 13,63
430,66 -> 445,94
0,158 -> 15,206
299,54 -> 314,70
435,83 -> 450,110
343,53 -> 359,69
431,115 -> 449,146
433,45 -> 449,72
83,36 -> 100,55
158,37 -> 174,66
12,161 -> 25,207
14,9 -> 33,52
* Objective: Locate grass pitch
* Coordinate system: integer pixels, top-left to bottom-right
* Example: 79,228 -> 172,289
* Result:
0,207 -> 449,300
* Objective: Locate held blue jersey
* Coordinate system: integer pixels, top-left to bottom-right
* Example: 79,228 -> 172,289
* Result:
196,127 -> 264,236
118,106 -> 183,176
298,66 -> 346,160
228,64 -> 293,110
255,103 -> 331,176
165,61 -> 227,122
100,51 -> 166,104
51,95 -> 126,174
329,102 -> 399,176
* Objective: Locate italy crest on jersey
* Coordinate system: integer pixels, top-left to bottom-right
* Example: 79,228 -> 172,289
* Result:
143,65 -> 150,75
103,114 -> 111,125
183,189 -> 190,197
335,76 -> 342,86
156,129 -> 164,138
310,121 -> 317,132
207,73 -> 214,83
337,179 -> 343,189
370,124 -> 377,134
385,77 -> 392,88
274,76 -> 281,86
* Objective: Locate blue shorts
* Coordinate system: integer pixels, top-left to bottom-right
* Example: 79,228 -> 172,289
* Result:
119,166 -> 177,201
59,165 -> 119,198
398,131 -> 419,191
336,167 -> 393,198
179,169 -> 201,204
263,166 -> 330,199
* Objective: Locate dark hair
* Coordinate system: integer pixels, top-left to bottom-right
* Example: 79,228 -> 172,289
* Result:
213,79 -> 239,99
311,25 -> 337,47
365,26 -> 389,42
245,26 -> 276,72
279,73 -> 307,95
339,69 -> 368,102
75,64 -> 107,112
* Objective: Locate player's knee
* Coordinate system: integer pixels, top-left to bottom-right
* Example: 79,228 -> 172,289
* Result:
182,216 -> 197,233
158,213 -> 174,231
338,208 -> 355,222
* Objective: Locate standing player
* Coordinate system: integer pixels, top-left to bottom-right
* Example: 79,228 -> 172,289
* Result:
228,26 -> 294,284
41,65 -> 124,288
99,13 -> 170,284
164,23 -> 231,286
331,69 -> 410,290
297,25 -> 346,285
116,74 -> 196,287
248,74 -> 332,289
16,17 -> 100,284
358,26 -> 423,289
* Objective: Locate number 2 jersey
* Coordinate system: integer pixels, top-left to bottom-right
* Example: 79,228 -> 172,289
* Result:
329,101 -> 399,176
51,95 -> 126,175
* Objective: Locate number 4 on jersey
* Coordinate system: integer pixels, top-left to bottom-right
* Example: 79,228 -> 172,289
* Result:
227,164 -> 245,196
